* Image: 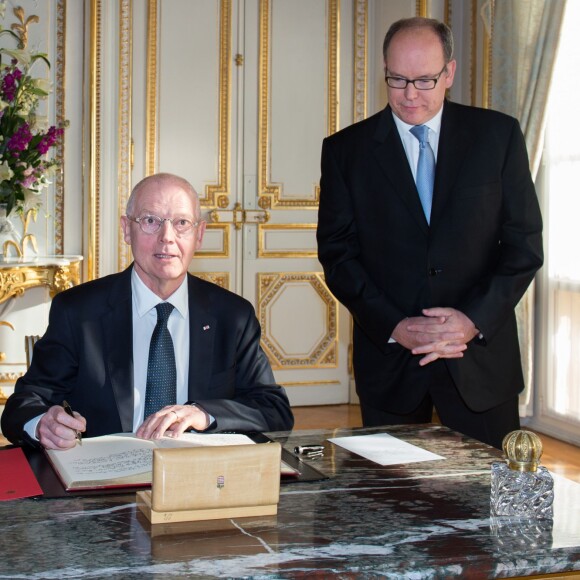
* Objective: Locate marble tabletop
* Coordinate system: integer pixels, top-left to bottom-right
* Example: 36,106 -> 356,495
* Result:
1,424 -> 580,579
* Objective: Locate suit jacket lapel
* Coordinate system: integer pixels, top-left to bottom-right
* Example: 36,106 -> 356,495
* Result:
103,267 -> 134,432
187,275 -> 216,399
430,101 -> 475,227
372,106 -> 429,234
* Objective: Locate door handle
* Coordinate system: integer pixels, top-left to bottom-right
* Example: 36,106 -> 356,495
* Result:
208,202 -> 270,230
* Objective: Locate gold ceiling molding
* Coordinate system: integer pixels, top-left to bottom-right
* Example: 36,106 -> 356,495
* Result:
118,0 -> 133,271
258,224 -> 317,259
353,0 -> 367,124
89,0 -> 102,281
145,0 -> 158,176
258,0 -> 339,210
55,0 -> 66,254
257,272 -> 338,370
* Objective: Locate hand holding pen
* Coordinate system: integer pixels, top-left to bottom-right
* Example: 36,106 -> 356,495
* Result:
62,400 -> 83,446
35,402 -> 86,449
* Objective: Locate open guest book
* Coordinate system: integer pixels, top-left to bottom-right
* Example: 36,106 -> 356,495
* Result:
45,432 -> 299,491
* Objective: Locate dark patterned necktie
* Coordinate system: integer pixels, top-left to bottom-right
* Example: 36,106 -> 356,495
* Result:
410,124 -> 435,223
144,302 -> 176,418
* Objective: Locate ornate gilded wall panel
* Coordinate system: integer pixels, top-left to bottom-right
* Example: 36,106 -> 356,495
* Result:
140,1 -> 233,261
191,272 -> 230,290
257,273 -> 338,370
258,224 -> 317,258
257,0 -> 339,210
148,0 -> 232,210
194,224 -> 230,259
203,0 -> 232,208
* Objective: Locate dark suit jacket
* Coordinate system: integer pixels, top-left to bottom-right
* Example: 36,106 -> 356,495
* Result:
317,101 -> 543,414
1,267 -> 294,446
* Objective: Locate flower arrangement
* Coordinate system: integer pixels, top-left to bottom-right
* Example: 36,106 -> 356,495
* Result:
0,8 -> 64,218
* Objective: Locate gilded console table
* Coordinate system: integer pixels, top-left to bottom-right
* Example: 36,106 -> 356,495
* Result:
0,256 -> 83,403
0,255 -> 83,304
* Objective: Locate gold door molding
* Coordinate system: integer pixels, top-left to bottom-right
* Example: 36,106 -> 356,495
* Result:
89,0 -> 103,281
257,272 -> 338,370
470,0 -> 493,109
145,0 -> 158,176
258,224 -> 317,259
145,0 -> 232,210
118,0 -> 133,271
353,0 -> 367,124
257,0 -> 339,210
205,0 -> 232,209
55,0 -> 67,254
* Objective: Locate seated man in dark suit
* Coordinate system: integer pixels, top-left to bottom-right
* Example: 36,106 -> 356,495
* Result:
1,172 -> 294,449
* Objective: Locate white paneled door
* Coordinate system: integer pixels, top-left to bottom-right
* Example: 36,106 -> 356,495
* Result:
129,0 -> 364,405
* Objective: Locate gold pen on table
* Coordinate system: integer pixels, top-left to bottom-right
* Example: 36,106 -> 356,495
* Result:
62,400 -> 82,445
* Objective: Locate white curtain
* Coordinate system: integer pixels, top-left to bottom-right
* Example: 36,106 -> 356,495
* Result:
535,1 -> 580,443
489,0 -> 567,416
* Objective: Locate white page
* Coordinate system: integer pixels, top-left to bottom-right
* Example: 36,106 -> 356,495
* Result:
328,433 -> 445,466
157,433 -> 255,447
49,435 -> 156,480
552,472 -> 580,548
49,433 -> 256,482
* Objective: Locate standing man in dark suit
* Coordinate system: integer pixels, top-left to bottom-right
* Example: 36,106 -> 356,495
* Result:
2,173 -> 294,448
316,17 -> 543,449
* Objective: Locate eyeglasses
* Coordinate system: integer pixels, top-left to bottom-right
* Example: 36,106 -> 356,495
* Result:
126,214 -> 200,235
385,65 -> 447,91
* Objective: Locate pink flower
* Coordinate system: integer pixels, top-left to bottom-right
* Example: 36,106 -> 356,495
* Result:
21,173 -> 36,188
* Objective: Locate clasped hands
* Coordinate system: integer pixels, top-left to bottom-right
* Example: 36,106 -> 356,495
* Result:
38,403 -> 209,450
391,307 -> 479,366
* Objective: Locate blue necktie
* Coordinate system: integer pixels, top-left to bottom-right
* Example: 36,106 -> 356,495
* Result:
144,303 -> 176,418
410,124 -> 435,223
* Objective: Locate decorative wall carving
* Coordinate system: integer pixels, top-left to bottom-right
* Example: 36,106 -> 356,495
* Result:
258,272 -> 338,369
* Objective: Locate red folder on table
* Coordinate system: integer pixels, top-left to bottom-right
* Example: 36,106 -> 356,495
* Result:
0,447 -> 44,500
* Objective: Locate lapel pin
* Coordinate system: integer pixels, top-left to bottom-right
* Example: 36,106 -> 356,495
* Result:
203,325 -> 210,331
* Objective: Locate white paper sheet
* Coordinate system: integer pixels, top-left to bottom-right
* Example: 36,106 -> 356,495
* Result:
328,433 -> 445,466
